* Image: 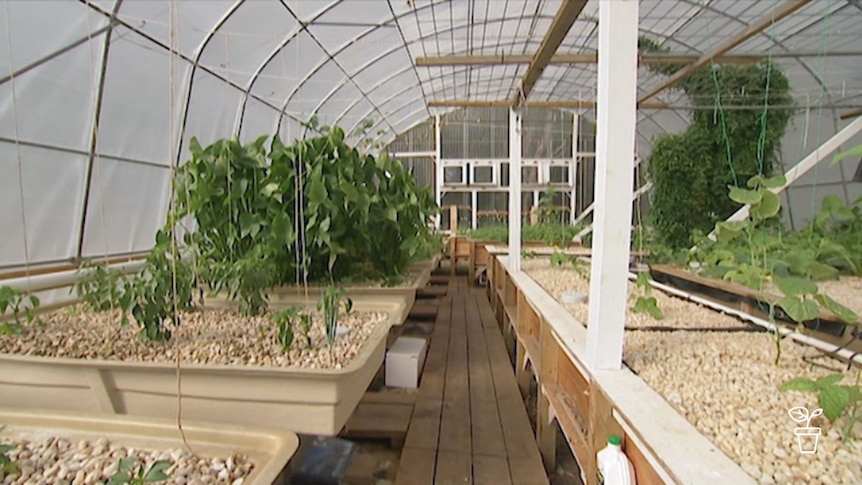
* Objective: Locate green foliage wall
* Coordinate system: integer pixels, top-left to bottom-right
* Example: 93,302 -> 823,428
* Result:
641,37 -> 795,249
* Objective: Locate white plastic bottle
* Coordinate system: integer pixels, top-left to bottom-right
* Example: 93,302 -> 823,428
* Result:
597,434 -> 637,485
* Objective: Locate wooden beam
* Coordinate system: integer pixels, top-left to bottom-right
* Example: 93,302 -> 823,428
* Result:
840,107 -> 862,120
638,0 -> 812,103
511,0 -> 588,107
417,53 -> 757,67
427,99 -> 667,109
415,50 -> 862,68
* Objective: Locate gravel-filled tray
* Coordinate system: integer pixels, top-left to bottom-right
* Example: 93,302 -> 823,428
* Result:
0,307 -> 387,370
0,304 -> 398,436
0,407 -> 299,485
521,258 -> 862,485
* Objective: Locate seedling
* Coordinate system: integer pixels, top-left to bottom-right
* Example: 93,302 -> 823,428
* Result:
631,272 -> 663,320
318,286 -> 353,349
108,457 -> 172,484
270,306 -> 310,351
0,286 -> 40,334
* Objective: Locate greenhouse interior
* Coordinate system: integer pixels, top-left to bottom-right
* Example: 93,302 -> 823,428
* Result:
1,0 -> 861,484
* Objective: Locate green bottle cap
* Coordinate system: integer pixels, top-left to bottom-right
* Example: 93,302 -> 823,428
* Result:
608,434 -> 622,446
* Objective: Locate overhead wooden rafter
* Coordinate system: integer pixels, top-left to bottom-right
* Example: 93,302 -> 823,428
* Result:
427,99 -> 667,109
839,107 -> 862,120
415,50 -> 862,67
510,0 -> 588,108
638,0 -> 812,103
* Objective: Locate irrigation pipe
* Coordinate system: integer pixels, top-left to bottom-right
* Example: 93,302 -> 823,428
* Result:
1,261 -> 144,294
627,271 -> 862,367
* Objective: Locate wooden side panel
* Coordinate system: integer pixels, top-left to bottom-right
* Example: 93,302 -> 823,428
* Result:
623,435 -> 666,485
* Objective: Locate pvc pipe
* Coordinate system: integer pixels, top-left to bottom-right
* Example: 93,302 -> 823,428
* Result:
628,272 -> 862,367
2,261 -> 145,294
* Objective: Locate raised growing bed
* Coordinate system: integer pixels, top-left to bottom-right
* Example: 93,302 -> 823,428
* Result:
260,254 -> 440,325
519,257 -> 862,485
0,299 -> 405,436
0,407 -> 299,484
649,263 -> 862,354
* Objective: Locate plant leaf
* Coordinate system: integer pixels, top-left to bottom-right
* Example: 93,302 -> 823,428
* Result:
143,459 -> 173,481
761,175 -> 787,189
781,378 -> 819,393
750,190 -> 781,220
778,296 -> 821,322
814,293 -> 859,323
728,186 -> 762,205
815,374 -> 844,389
831,143 -> 862,165
773,276 -> 818,297
819,385 -> 850,421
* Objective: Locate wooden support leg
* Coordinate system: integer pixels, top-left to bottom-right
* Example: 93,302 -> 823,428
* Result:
536,390 -> 557,473
515,341 -> 532,397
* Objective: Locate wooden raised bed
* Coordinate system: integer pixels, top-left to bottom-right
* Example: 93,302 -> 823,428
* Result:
0,297 -> 406,436
0,407 -> 299,484
503,257 -> 862,485
485,256 -> 761,485
649,263 -> 862,354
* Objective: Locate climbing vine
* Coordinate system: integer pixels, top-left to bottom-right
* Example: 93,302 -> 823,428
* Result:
640,36 -> 795,249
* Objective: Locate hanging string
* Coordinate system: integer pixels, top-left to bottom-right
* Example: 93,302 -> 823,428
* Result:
807,0 -> 833,242
703,16 -> 739,186
296,31 -> 309,298
3,2 -> 32,294
167,0 -> 191,451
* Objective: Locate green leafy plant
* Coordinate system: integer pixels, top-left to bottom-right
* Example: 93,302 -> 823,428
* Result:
170,127 -> 438,316
691,175 -> 860,362
631,272 -> 663,320
72,260 -> 130,312
108,457 -> 172,484
123,233 -> 196,342
318,286 -> 353,349
781,373 -> 862,443
270,306 -> 311,351
640,36 -> 794,250
0,286 -> 40,334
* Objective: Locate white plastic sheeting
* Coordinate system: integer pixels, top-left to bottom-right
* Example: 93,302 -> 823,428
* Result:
0,0 -> 860,268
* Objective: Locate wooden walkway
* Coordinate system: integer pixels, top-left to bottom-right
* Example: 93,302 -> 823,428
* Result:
396,276 -> 549,485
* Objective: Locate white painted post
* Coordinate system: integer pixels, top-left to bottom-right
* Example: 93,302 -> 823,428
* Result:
572,113 -> 579,224
585,0 -> 639,371
509,108 -> 523,272
471,190 -> 478,229
434,114 -> 442,229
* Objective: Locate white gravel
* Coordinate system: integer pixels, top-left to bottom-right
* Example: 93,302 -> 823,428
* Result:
0,307 -> 388,370
0,435 -> 253,485
522,258 -> 862,485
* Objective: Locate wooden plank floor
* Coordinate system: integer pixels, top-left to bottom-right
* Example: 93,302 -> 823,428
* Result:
397,276 -> 549,485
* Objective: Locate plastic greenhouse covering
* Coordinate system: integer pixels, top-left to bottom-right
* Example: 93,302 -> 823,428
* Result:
1,0 -> 861,271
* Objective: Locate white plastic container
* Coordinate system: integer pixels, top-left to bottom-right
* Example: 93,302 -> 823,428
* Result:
597,434 -> 637,485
